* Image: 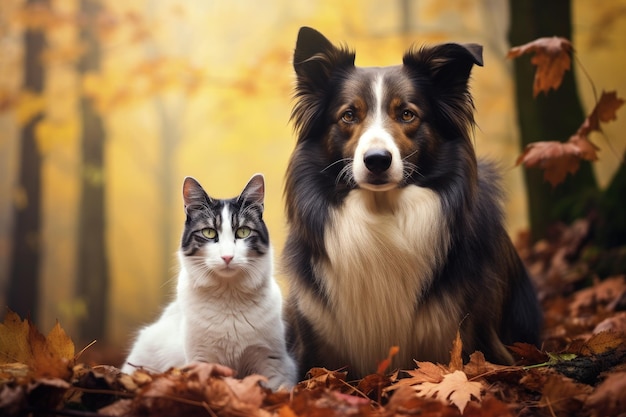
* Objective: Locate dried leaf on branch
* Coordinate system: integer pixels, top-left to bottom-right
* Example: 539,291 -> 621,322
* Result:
516,90 -> 623,186
507,36 -> 573,97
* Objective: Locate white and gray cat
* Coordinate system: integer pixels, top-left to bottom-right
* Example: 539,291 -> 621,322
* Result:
121,174 -> 296,390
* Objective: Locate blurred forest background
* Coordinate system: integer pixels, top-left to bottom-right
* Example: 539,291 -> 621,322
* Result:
1,0 -> 625,364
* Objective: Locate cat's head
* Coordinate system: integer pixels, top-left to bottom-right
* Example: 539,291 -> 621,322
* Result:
179,174 -> 271,288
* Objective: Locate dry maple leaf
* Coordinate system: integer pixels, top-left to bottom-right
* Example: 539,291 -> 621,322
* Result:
413,370 -> 483,414
0,310 -> 75,380
298,367 -> 348,392
515,135 -> 598,187
508,37 -> 573,97
516,90 -> 623,187
578,90 -> 625,136
384,360 -> 447,394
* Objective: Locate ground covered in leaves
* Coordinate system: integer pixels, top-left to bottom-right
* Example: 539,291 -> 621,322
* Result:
2,219 -> 626,417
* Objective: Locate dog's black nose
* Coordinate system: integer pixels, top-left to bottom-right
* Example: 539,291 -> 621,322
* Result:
364,149 -> 392,174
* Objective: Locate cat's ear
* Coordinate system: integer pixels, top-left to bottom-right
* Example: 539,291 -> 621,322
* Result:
239,173 -> 265,207
182,176 -> 212,213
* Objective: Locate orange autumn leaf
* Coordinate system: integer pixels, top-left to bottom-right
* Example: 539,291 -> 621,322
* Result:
508,37 -> 573,97
448,330 -> 463,372
578,90 -> 625,136
516,136 -> 598,187
0,310 -> 75,380
516,90 -> 622,186
376,345 -> 399,375
0,310 -> 31,365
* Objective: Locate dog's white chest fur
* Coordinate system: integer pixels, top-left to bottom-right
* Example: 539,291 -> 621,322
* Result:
312,185 -> 451,375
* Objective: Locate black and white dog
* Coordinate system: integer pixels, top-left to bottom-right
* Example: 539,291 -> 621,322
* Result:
282,27 -> 542,379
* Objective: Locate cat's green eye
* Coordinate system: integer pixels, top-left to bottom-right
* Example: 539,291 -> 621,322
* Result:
235,227 -> 251,239
201,228 -> 217,239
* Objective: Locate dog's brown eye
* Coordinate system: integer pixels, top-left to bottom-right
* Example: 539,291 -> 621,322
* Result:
400,110 -> 416,122
341,110 -> 356,124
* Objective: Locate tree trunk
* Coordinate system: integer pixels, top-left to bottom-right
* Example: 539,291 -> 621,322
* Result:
76,0 -> 109,343
8,0 -> 47,320
509,0 -> 599,242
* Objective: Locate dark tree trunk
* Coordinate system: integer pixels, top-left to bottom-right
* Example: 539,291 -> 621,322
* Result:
76,0 -> 109,343
509,0 -> 599,242
8,1 -> 47,320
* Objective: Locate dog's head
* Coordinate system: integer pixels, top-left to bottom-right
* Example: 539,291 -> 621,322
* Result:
291,27 -> 483,192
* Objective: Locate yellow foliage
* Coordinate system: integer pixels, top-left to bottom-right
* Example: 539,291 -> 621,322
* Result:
81,59 -> 204,113
15,90 -> 45,126
35,117 -> 79,154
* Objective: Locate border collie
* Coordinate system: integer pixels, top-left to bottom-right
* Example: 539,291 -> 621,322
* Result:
282,27 -> 542,379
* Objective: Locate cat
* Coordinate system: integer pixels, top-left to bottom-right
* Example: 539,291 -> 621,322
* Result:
121,174 -> 296,390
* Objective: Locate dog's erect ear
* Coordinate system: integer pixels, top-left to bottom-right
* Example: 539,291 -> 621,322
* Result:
293,27 -> 337,69
403,43 -> 483,138
293,27 -> 355,90
403,43 -> 483,91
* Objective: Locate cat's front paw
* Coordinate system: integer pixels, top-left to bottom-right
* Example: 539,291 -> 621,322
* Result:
237,345 -> 297,391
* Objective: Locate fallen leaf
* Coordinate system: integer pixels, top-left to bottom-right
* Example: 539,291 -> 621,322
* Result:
384,385 -> 451,417
462,351 -> 511,380
569,276 -> 626,317
464,394 -> 513,417
413,370 -> 483,413
568,331 -> 626,356
298,367 -> 348,392
130,362 -> 269,417
376,345 -> 399,375
539,373 -> 592,416
448,331 -> 463,372
586,372 -> 626,417
385,360 -> 446,393
0,311 -> 74,380
507,343 -> 549,366
594,311 -> 626,334
0,311 -> 31,365
356,372 -> 392,399
507,37 -> 573,97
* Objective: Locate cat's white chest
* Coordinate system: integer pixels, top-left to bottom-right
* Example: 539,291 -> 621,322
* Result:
182,306 -> 255,365
178,275 -> 284,367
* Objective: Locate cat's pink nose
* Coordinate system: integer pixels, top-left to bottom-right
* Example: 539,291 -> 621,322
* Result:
221,255 -> 233,265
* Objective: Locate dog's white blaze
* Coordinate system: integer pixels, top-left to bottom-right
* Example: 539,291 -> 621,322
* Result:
352,75 -> 404,190
312,186 -> 452,376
